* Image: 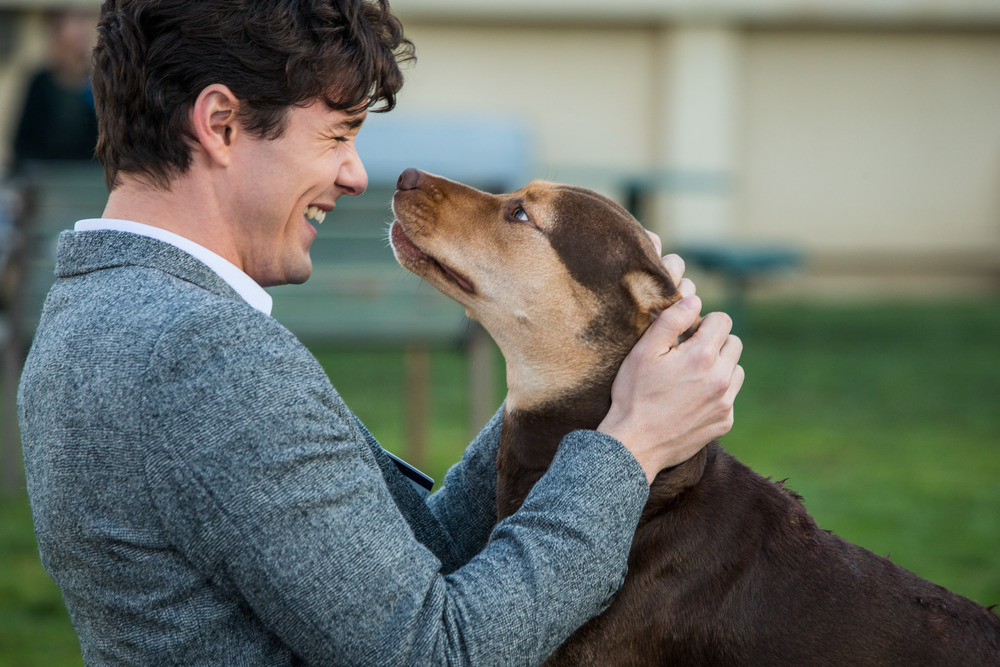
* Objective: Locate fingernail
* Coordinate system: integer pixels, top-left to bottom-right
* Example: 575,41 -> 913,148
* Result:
678,296 -> 697,311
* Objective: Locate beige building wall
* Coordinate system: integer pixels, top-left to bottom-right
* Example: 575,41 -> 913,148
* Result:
740,30 -> 1000,259
394,18 -> 1000,295
395,24 -> 660,178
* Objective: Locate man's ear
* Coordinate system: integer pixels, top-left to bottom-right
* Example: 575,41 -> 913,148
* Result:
191,84 -> 240,167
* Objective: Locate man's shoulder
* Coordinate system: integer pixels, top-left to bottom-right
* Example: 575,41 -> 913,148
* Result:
47,253 -> 259,337
56,229 -> 231,295
38,232 -> 299,363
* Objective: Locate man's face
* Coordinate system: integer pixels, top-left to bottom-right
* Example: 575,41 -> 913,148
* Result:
52,12 -> 97,81
228,101 -> 368,287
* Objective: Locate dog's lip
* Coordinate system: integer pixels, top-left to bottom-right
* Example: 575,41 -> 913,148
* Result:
390,221 -> 476,294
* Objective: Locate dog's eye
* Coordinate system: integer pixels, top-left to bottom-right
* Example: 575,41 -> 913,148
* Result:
511,207 -> 530,223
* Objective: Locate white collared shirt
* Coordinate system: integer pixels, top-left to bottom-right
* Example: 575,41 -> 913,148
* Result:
74,218 -> 273,315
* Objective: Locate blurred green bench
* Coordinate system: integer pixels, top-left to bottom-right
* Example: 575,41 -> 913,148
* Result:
678,244 -> 802,333
619,170 -> 802,335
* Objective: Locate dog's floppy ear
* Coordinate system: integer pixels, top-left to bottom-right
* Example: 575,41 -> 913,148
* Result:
623,270 -> 700,342
623,270 -> 679,322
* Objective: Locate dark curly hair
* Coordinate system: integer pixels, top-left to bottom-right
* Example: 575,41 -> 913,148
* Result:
93,0 -> 414,189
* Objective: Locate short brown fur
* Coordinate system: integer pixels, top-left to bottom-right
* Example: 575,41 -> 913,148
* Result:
390,168 -> 1000,665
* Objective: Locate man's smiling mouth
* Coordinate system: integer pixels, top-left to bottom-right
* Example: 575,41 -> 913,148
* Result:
304,205 -> 327,224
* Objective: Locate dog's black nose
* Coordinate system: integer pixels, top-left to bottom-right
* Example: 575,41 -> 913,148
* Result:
397,168 -> 423,191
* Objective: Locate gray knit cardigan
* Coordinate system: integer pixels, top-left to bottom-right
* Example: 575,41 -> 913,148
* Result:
18,230 -> 649,665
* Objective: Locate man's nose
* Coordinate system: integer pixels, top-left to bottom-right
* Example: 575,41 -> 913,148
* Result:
337,149 -> 368,196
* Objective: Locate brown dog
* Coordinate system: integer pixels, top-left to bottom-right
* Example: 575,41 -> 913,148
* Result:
389,168 -> 1000,665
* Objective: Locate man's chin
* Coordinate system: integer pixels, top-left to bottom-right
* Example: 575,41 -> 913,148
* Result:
283,265 -> 312,286
256,261 -> 312,288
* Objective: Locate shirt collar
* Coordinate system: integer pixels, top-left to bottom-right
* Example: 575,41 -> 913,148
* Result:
74,218 -> 273,315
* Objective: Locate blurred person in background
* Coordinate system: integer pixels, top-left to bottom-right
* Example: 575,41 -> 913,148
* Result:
10,9 -> 99,172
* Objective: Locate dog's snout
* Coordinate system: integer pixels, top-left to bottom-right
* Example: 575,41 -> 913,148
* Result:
397,168 -> 424,191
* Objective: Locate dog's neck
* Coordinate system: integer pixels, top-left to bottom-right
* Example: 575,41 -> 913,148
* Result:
496,330 -> 708,522
498,373 -> 614,521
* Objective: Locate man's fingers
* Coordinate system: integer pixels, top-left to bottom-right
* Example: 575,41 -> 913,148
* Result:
645,295 -> 702,351
688,311 -> 734,351
720,333 -> 743,367
724,364 -> 745,405
662,253 -> 685,285
645,230 -> 663,255
677,277 -> 696,300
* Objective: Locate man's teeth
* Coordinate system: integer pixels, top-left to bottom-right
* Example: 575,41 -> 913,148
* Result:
304,206 -> 326,224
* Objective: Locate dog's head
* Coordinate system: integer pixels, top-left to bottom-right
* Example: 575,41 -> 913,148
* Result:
390,168 -> 684,409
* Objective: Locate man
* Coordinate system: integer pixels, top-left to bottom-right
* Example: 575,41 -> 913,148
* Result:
11,9 -> 99,170
18,1 -> 744,664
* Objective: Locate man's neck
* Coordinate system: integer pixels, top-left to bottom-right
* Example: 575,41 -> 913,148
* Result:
103,170 -> 237,269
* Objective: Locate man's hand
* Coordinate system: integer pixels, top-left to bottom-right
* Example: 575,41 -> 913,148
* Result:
599,235 -> 745,483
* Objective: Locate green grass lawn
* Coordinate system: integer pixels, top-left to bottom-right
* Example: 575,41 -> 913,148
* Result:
721,300 -> 1000,606
1,298 -> 998,664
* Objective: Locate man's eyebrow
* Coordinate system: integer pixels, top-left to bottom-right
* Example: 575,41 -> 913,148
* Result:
335,115 -> 366,132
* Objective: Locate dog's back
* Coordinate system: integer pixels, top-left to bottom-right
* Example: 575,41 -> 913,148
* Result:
547,445 -> 1000,666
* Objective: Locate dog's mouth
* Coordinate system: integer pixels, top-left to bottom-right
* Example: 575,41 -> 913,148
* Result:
390,221 -> 476,294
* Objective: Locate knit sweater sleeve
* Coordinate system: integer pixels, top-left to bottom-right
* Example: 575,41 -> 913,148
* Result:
143,303 -> 649,666
425,405 -> 506,564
